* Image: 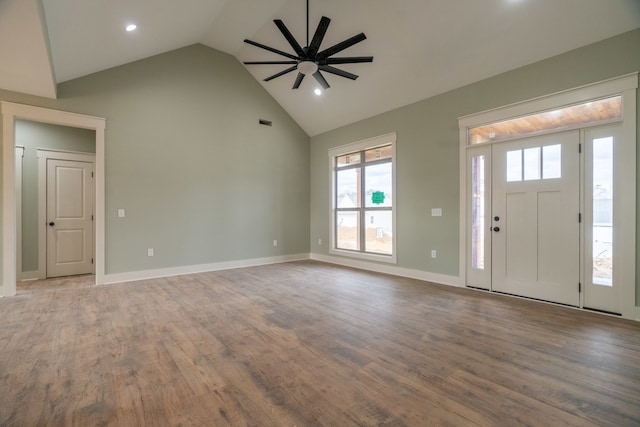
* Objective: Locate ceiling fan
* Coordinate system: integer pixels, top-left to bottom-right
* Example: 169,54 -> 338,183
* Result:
243,0 -> 373,90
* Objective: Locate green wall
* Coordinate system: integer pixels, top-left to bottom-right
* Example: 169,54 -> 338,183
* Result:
17,120 -> 96,272
1,30 -> 639,307
309,29 -> 640,304
1,44 -> 310,276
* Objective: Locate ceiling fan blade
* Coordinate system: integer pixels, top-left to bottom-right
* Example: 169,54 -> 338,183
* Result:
264,65 -> 298,81
307,16 -> 331,58
244,60 -> 298,65
244,39 -> 299,60
292,73 -> 305,89
274,19 -> 306,57
325,56 -> 373,65
317,33 -> 366,60
319,65 -> 358,80
312,71 -> 330,89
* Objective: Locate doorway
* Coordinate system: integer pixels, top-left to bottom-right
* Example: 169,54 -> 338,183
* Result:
1,101 -> 106,297
15,119 -> 96,281
458,73 -> 637,319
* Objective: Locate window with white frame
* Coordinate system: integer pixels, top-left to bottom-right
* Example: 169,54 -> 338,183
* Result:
329,133 -> 396,263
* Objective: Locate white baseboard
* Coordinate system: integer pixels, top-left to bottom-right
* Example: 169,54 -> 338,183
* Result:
103,253 -> 310,285
310,253 -> 462,287
19,271 -> 40,281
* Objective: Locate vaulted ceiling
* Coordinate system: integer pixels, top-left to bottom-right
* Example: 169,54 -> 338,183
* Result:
1,0 -> 639,136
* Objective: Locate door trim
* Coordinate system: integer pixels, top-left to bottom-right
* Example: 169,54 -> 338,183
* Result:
2,102 -> 106,297
37,149 -> 96,279
15,146 -> 25,281
458,73 -> 637,319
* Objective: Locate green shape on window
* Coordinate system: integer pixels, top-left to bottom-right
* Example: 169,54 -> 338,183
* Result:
371,191 -> 385,205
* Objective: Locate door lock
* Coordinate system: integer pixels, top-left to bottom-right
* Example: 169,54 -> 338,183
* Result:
48,222 -> 55,226
492,227 -> 500,232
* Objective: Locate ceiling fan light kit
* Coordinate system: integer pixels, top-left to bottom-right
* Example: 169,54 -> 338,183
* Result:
297,60 -> 318,75
243,0 -> 373,90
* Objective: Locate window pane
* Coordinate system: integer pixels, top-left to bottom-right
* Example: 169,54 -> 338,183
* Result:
471,155 -> 485,269
336,152 -> 361,168
524,147 -> 540,181
506,150 -> 522,182
593,137 -> 613,286
365,163 -> 392,207
364,144 -> 392,162
337,211 -> 360,251
365,210 -> 392,255
336,168 -> 361,208
469,96 -> 622,144
542,144 -> 561,179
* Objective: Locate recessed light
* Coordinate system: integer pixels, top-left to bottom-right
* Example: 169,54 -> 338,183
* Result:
314,88 -> 322,96
126,24 -> 137,32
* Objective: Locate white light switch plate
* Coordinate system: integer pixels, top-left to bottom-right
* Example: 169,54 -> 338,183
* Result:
431,208 -> 442,216
118,209 -> 125,218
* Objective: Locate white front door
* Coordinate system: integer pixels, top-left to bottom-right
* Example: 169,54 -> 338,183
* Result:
491,131 -> 580,306
46,159 -> 94,278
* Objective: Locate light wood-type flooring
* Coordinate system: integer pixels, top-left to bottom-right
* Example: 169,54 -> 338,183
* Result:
1,260 -> 639,426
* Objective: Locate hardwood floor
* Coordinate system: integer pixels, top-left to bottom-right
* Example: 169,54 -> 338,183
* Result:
1,260 -> 639,426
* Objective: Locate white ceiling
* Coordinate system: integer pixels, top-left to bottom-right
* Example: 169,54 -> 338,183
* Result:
1,0 -> 639,136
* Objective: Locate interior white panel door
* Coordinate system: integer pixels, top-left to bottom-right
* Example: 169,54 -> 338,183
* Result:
47,159 -> 94,278
492,131 -> 580,306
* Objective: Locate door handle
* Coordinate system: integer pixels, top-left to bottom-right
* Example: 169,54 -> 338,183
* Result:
492,227 -> 500,232
49,222 -> 55,226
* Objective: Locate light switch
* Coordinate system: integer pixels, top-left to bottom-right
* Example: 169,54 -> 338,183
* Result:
118,209 -> 125,218
431,208 -> 442,217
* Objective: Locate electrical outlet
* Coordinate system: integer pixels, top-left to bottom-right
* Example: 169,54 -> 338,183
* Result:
318,238 -> 322,245
273,240 -> 278,247
148,248 -> 154,257
431,250 -> 437,258
118,208 -> 125,218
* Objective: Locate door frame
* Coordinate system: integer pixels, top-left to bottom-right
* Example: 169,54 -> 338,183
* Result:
37,149 -> 96,279
15,146 -> 28,281
458,73 -> 637,319
2,102 -> 106,297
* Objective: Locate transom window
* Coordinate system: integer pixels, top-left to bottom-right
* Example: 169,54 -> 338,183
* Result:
469,96 -> 621,145
330,133 -> 396,263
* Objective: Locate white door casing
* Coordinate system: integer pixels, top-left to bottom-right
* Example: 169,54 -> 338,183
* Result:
15,146 -> 25,281
46,159 -> 94,278
492,131 -> 580,306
